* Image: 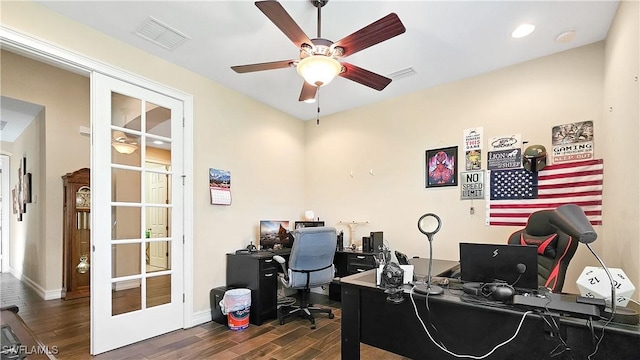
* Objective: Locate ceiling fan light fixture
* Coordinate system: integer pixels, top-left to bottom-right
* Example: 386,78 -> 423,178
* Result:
111,141 -> 138,154
296,55 -> 341,87
111,130 -> 138,154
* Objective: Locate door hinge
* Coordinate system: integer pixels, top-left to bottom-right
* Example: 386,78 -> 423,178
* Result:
181,174 -> 186,185
183,293 -> 185,303
182,234 -> 185,244
182,117 -> 185,127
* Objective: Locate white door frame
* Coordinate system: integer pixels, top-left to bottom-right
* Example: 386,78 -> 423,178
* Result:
0,25 -> 195,351
1,154 -> 10,273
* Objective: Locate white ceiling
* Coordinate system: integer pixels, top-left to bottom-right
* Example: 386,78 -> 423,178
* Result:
0,97 -> 44,142
19,1 -> 620,122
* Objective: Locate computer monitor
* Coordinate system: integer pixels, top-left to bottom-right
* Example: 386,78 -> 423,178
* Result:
259,220 -> 291,250
294,221 -> 325,229
459,243 -> 538,290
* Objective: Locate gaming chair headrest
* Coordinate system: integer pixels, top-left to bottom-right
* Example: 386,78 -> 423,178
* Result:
524,210 -> 556,236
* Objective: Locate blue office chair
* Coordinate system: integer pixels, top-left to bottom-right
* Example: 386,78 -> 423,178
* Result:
273,227 -> 337,329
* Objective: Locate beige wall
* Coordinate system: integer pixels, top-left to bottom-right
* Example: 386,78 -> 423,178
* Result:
602,0 -> 640,301
1,50 -> 90,297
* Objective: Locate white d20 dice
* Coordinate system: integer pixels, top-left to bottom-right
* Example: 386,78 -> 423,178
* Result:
576,266 -> 636,307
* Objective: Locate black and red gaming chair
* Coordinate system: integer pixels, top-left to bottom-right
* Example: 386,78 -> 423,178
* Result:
508,210 -> 578,292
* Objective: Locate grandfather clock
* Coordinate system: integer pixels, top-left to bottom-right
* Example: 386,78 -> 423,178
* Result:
62,168 -> 91,300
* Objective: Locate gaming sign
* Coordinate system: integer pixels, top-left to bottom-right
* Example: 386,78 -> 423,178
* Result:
460,171 -> 484,200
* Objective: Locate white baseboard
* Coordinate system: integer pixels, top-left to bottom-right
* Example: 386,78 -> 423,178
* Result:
190,309 -> 212,327
113,279 -> 140,291
9,268 -> 62,300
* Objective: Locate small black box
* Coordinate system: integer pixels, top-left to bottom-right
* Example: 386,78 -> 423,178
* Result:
362,237 -> 371,252
210,286 -> 229,325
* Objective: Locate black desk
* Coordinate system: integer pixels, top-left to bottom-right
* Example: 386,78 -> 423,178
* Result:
340,262 -> 640,360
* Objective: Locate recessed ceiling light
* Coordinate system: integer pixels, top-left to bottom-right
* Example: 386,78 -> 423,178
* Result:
303,98 -> 316,104
512,24 -> 535,39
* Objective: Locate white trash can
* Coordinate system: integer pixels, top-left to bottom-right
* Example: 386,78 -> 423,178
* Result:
220,288 -> 252,330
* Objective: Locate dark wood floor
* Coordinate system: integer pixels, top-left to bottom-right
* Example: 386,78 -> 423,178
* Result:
1,273 -> 406,359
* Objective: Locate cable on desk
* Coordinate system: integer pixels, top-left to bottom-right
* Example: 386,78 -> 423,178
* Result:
536,311 -> 574,359
587,314 -> 613,360
410,285 -> 533,359
423,291 -> 446,349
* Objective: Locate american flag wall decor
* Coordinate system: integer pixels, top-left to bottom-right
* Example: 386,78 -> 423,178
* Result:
486,159 -> 603,226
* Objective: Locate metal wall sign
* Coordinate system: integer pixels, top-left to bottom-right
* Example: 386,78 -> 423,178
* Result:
460,171 -> 484,199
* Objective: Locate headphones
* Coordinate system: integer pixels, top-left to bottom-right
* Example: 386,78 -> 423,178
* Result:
462,282 -> 515,301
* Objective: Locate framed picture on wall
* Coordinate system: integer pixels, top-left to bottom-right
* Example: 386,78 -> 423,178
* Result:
426,146 -> 458,188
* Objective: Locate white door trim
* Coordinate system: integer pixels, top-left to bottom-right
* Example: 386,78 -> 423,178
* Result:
0,24 -> 195,348
1,154 -> 11,273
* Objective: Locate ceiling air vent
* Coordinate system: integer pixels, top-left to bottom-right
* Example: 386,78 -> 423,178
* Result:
135,16 -> 190,51
389,67 -> 416,80
0,121 -> 6,130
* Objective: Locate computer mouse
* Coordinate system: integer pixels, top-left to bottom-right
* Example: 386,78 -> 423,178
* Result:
438,278 -> 450,287
491,285 -> 515,301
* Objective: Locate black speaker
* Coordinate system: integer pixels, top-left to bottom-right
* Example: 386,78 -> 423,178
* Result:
370,231 -> 383,252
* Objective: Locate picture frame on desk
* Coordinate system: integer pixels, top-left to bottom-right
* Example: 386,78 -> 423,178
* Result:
426,146 -> 458,188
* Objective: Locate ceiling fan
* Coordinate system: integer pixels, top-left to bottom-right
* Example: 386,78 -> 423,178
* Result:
231,0 -> 406,103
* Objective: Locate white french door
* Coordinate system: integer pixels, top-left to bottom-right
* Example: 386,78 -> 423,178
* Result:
91,73 -> 184,354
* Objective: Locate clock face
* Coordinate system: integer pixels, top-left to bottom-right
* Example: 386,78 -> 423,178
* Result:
76,187 -> 91,209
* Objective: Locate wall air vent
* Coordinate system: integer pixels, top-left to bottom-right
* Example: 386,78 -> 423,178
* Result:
0,121 -> 6,130
135,16 -> 190,51
388,67 -> 416,80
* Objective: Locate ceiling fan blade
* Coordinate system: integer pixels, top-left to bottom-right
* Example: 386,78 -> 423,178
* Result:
334,13 -> 406,58
339,62 -> 392,91
255,1 -> 312,48
298,82 -> 318,102
231,60 -> 294,73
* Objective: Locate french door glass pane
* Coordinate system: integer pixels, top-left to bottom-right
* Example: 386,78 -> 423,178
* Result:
111,168 -> 141,203
112,279 -> 141,316
146,275 -> 171,308
111,206 -> 141,240
111,243 -> 141,278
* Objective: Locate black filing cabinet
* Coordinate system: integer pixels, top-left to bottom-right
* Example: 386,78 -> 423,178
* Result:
330,250 -> 378,301
226,253 -> 278,325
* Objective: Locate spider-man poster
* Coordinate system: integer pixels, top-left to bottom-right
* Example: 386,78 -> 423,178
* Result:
426,146 -> 458,187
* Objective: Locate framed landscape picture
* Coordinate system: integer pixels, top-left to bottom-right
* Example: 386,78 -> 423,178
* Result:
426,146 -> 458,188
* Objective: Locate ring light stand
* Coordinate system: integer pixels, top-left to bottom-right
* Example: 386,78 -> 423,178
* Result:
414,213 -> 444,295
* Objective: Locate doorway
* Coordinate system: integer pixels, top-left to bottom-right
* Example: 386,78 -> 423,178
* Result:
1,28 -> 194,356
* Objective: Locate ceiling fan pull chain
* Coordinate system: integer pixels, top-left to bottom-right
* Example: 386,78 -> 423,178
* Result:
316,90 -> 321,125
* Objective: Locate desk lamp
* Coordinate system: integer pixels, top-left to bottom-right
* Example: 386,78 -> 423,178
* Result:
550,204 -> 637,323
414,213 -> 444,295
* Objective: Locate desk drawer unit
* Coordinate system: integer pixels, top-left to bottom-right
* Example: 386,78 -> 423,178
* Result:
226,254 -> 278,325
346,254 -> 377,274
